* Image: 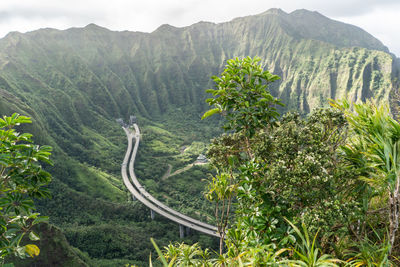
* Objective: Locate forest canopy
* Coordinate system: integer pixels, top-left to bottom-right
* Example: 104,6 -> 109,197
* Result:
153,57 -> 400,266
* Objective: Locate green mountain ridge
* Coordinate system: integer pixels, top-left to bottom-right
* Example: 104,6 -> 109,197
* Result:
0,8 -> 399,265
1,9 -> 394,117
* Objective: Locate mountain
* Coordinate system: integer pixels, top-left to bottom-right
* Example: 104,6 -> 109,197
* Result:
0,8 -> 398,265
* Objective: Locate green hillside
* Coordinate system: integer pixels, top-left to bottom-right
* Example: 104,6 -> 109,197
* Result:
0,8 -> 398,265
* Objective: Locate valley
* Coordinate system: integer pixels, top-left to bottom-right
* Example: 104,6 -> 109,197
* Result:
0,8 -> 399,265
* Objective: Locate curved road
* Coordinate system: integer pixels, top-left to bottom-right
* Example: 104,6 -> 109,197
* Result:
128,124 -> 217,231
121,125 -> 219,237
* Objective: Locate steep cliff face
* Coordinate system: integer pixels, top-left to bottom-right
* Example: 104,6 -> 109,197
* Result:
0,9 -> 395,124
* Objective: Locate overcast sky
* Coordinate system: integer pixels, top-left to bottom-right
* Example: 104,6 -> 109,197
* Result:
0,0 -> 399,56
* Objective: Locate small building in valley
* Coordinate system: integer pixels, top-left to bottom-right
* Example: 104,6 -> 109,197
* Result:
196,154 -> 208,163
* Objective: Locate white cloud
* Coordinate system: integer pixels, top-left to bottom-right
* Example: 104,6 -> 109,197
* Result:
334,6 -> 400,56
0,0 -> 399,56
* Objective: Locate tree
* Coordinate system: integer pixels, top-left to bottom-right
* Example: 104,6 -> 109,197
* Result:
205,171 -> 237,255
214,109 -> 360,251
203,57 -> 361,252
202,56 -> 283,252
0,113 -> 52,263
202,56 -> 283,156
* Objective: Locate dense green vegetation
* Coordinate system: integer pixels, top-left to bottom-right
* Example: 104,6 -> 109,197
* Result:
0,8 -> 399,265
8,223 -> 91,267
0,114 -> 51,264
153,57 -> 400,266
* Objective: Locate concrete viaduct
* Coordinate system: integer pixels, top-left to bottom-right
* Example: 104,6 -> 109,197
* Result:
120,123 -> 219,238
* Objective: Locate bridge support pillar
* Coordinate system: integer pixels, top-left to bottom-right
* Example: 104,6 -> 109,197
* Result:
150,210 -> 155,220
179,225 -> 184,238
132,194 -> 136,201
185,227 -> 191,236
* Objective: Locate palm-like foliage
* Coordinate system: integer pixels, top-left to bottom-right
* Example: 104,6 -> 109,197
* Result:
150,238 -> 176,267
153,237 -> 286,266
156,240 -> 211,266
239,245 -> 287,266
283,219 -> 341,267
332,100 -> 400,251
345,237 -> 394,267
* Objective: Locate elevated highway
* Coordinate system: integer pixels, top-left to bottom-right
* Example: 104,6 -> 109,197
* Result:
121,124 -> 219,237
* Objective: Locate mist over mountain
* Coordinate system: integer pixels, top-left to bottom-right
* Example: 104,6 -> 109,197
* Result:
0,8 -> 398,265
